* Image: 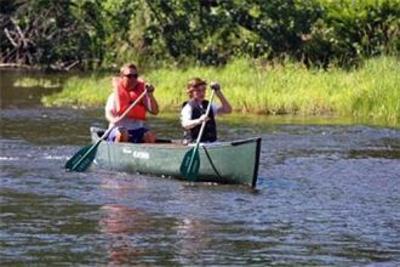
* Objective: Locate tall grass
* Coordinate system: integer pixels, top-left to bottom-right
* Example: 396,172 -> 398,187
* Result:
42,75 -> 111,108
42,56 -> 399,126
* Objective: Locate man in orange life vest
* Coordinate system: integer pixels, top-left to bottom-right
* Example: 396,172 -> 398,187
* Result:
181,77 -> 232,144
105,63 -> 159,143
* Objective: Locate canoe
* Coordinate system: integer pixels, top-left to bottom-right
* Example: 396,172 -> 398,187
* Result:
90,127 -> 261,188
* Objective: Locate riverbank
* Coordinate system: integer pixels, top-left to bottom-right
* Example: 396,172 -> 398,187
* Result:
40,56 -> 399,126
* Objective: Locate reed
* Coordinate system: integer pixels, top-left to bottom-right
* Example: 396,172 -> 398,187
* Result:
42,56 -> 399,126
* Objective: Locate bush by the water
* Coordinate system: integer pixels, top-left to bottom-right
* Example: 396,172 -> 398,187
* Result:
1,0 -> 399,69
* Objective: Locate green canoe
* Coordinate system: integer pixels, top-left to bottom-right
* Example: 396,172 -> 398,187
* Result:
90,127 -> 261,187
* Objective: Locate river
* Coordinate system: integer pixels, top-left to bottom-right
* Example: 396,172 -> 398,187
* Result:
1,70 -> 400,266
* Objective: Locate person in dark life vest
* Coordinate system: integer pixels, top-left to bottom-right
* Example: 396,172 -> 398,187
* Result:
105,63 -> 159,143
181,77 -> 232,144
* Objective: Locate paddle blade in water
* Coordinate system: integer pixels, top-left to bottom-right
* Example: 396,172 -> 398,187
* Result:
65,144 -> 98,172
180,148 -> 200,181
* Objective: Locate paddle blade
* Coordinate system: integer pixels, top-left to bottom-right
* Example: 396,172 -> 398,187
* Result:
65,144 -> 98,172
180,148 -> 201,181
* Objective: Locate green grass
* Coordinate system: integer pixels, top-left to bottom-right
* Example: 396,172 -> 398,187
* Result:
42,76 -> 111,108
42,56 -> 399,126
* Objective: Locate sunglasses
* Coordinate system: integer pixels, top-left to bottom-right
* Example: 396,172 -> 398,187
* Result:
124,73 -> 138,79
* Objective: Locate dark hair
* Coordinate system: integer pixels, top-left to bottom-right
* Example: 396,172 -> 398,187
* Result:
120,63 -> 137,75
187,77 -> 206,90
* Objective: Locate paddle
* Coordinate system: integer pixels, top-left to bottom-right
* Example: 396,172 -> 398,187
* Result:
65,89 -> 148,172
180,86 -> 216,181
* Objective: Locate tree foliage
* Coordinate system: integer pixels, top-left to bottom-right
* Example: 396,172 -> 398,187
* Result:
1,0 -> 399,70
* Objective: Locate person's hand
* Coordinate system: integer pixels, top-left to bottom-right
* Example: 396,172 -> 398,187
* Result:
109,116 -> 120,124
198,114 -> 209,124
145,83 -> 155,93
210,81 -> 220,91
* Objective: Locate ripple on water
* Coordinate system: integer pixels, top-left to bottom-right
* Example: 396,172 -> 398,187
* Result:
1,115 -> 400,265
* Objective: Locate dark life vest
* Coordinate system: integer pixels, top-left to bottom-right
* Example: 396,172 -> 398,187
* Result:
182,100 -> 217,143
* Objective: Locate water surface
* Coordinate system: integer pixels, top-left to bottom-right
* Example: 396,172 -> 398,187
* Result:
1,72 -> 400,265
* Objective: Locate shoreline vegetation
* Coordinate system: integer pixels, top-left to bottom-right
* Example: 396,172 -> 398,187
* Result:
3,1 -> 399,127
40,56 -> 399,127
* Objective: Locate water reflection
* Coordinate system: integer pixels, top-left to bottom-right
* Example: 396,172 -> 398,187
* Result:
0,69 -> 64,108
174,217 -> 215,264
98,205 -> 219,265
99,204 -> 147,264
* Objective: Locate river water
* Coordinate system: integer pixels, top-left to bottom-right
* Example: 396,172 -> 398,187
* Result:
1,70 -> 400,266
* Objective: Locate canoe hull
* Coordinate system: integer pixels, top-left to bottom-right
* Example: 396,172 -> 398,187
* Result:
91,128 -> 261,187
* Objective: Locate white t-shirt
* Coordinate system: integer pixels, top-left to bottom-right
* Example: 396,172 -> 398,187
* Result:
180,102 -> 218,128
105,93 -> 145,130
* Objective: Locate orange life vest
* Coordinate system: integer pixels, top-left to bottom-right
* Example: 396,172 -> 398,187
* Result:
115,79 -> 147,120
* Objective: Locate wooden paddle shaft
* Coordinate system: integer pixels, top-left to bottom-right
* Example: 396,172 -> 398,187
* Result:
195,89 -> 216,144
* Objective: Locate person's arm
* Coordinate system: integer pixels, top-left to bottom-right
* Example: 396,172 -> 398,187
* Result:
212,83 -> 232,114
143,83 -> 159,115
105,93 -> 118,124
181,104 -> 209,130
111,76 -> 121,112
